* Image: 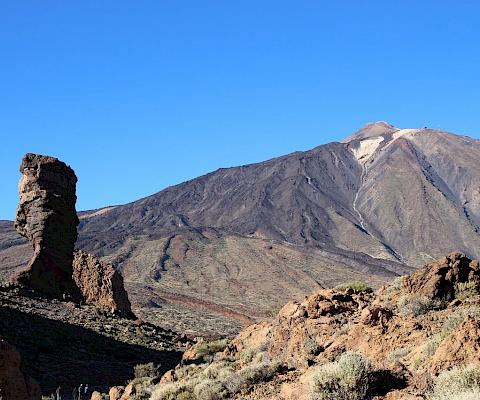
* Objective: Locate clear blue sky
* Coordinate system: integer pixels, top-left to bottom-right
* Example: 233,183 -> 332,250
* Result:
1,1 -> 479,220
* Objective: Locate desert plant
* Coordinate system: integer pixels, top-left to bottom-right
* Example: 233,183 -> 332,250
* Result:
193,378 -> 228,400
398,295 -> 432,316
443,307 -> 480,333
134,362 -> 162,379
423,332 -> 449,357
427,365 -> 480,400
310,351 -> 372,400
222,360 -> 281,394
455,281 -> 479,300
305,337 -> 323,356
196,338 -> 229,358
387,347 -> 411,364
335,282 -> 373,293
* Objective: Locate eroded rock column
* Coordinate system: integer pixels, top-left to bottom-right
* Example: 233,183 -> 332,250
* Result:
13,153 -> 80,299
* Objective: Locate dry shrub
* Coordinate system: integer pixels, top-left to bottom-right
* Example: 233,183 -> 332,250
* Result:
427,365 -> 480,400
310,351 -> 371,400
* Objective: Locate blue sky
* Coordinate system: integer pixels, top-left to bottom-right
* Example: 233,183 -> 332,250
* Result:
1,1 -> 479,220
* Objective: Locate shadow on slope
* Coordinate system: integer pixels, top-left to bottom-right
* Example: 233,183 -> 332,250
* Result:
0,305 -> 182,395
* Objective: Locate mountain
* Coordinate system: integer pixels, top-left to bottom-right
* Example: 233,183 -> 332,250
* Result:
2,121 -> 480,336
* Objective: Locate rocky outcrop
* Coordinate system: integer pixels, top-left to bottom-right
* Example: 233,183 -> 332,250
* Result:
12,153 -> 133,318
143,253 -> 480,400
73,251 -> 133,318
404,252 -> 480,300
0,339 -> 41,400
13,153 -> 80,299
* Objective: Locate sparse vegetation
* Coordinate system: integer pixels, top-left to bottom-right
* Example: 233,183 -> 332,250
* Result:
335,282 -> 373,293
134,362 -> 162,379
443,307 -> 480,333
423,332 -> 449,357
195,338 -> 229,358
310,351 -> 371,400
387,347 -> 411,364
427,365 -> 480,400
305,337 -> 323,356
455,281 -> 479,300
397,295 -> 432,316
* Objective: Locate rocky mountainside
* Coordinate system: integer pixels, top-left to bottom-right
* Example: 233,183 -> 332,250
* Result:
119,252 -> 480,400
2,122 -> 480,336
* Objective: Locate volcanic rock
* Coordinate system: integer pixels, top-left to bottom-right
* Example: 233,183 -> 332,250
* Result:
73,250 -> 134,318
404,252 -> 480,300
0,339 -> 41,400
13,153 -> 80,299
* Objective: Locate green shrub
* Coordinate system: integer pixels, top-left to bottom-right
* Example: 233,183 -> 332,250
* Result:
310,351 -> 371,400
427,365 -> 480,400
335,282 -> 373,293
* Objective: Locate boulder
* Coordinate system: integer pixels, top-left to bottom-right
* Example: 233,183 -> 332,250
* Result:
13,153 -> 80,299
73,251 -> 134,318
0,339 -> 41,400
108,386 -> 124,400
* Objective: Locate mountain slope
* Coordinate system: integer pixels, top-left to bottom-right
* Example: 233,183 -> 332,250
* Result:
2,122 -> 480,335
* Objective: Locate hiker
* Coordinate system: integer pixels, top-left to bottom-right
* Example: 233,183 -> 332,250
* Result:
56,386 -> 63,400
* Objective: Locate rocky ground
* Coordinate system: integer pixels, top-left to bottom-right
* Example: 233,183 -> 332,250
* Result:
114,252 -> 480,399
0,285 -> 188,396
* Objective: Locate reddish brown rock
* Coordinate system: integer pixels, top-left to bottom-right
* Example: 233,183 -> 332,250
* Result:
13,153 -> 80,299
429,316 -> 480,373
404,252 -> 480,300
0,339 -> 41,400
73,250 -> 134,318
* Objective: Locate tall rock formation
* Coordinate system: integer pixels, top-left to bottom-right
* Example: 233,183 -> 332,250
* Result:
73,250 -> 134,318
13,153 -> 80,299
12,153 -> 134,317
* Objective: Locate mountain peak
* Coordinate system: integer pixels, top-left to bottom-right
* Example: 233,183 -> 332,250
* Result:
342,121 -> 398,143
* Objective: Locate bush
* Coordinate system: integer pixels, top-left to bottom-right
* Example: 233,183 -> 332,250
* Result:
455,282 -> 479,300
336,282 -> 373,293
398,295 -> 432,316
134,362 -> 161,379
196,339 -> 229,358
193,378 -> 228,400
310,351 -> 371,400
305,338 -> 323,356
223,360 -> 281,394
427,365 -> 480,400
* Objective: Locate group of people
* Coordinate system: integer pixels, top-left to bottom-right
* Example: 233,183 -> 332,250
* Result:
51,384 -> 90,400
